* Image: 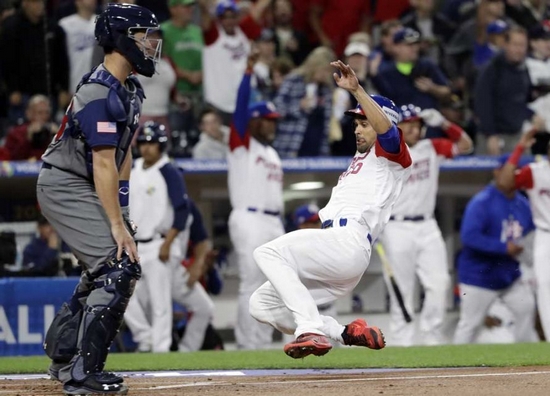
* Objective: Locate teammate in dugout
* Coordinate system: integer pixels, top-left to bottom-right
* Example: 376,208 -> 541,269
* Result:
498,128 -> 550,341
453,155 -> 536,344
123,122 -> 189,353
37,4 -> 161,395
228,52 -> 286,350
378,104 -> 473,346
249,60 -> 412,358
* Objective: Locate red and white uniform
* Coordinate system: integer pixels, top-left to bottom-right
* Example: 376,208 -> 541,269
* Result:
203,17 -> 261,113
379,138 -> 455,346
249,132 -> 411,341
513,160 -> 550,339
227,76 -> 285,349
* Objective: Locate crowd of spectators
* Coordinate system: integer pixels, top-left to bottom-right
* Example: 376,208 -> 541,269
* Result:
1,0 -> 550,159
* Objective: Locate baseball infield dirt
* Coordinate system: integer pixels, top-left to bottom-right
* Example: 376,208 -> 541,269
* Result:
1,366 -> 549,396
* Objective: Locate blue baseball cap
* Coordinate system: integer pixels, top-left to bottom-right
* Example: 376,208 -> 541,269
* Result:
393,28 -> 421,44
215,0 -> 238,17
487,20 -> 509,35
248,101 -> 280,119
344,95 -> 400,125
293,204 -> 320,227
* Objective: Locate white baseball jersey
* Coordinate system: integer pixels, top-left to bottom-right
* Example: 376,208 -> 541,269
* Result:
58,13 -> 97,94
203,23 -> 250,113
516,160 -> 550,231
130,155 -> 175,240
227,137 -> 284,213
391,138 -> 455,217
319,131 -> 412,240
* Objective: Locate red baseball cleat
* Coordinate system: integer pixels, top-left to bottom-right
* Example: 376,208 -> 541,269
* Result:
342,319 -> 386,349
283,333 -> 333,359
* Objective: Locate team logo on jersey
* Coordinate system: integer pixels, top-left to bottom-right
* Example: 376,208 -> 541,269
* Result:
339,152 -> 368,181
407,158 -> 430,183
146,186 -> 156,195
540,188 -> 550,198
500,217 -> 523,243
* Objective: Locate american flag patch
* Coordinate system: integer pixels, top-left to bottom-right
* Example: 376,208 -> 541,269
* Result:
97,122 -> 117,133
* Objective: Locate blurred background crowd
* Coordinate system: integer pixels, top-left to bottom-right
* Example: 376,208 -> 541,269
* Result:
1,0 -> 550,161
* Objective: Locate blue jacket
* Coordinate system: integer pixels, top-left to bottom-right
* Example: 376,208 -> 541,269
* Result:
458,184 -> 535,290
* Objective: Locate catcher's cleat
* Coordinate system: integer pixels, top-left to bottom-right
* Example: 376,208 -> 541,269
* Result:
283,333 -> 333,359
342,319 -> 386,349
63,374 -> 128,395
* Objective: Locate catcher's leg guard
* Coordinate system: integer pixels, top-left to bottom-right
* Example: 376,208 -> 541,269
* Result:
69,256 -> 141,382
44,272 -> 94,365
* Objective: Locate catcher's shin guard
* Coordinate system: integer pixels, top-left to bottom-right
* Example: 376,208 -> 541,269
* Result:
70,256 -> 141,381
44,280 -> 94,362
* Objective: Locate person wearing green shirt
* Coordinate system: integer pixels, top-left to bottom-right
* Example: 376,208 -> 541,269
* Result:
161,0 -> 204,96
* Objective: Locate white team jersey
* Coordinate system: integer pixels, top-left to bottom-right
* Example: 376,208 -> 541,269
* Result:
203,23 -> 250,113
130,156 -> 174,240
391,139 -> 453,217
227,138 -> 283,213
137,58 -> 176,117
58,13 -> 97,94
319,137 -> 412,240
526,161 -> 550,231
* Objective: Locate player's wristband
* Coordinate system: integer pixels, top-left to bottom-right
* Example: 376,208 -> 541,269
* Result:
119,180 -> 129,207
443,123 -> 463,142
507,144 -> 524,167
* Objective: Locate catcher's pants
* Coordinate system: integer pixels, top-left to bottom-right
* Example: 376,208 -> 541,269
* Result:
379,219 -> 450,346
453,281 -> 536,344
229,209 -> 285,350
37,166 -> 138,382
170,259 -> 215,352
124,239 -> 172,352
249,219 -> 372,342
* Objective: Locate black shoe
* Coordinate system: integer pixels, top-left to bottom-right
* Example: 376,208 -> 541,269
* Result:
63,374 -> 128,395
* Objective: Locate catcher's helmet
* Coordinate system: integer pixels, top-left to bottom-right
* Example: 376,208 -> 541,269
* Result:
344,95 -> 400,125
136,121 -> 168,151
95,3 -> 162,77
399,104 -> 422,123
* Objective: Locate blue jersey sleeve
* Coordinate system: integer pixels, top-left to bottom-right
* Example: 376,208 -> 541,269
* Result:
189,200 -> 208,244
74,98 -> 120,148
159,163 -> 189,231
460,195 -> 508,255
229,71 -> 252,150
376,124 -> 400,154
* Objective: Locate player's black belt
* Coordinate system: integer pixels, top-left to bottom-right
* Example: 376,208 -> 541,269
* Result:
41,162 -> 53,170
322,218 -> 372,245
135,238 -> 154,243
247,207 -> 280,216
389,215 -> 428,222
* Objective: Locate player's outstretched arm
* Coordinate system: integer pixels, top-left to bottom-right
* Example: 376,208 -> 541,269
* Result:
498,128 -> 537,192
331,60 -> 391,135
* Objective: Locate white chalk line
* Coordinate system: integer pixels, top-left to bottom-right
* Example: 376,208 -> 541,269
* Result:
136,370 -> 550,390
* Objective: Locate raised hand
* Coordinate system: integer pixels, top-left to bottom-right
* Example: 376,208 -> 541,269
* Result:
331,60 -> 359,92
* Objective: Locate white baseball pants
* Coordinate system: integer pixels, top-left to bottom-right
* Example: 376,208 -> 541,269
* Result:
534,228 -> 550,340
124,239 -> 172,352
170,260 -> 215,352
229,209 -> 285,350
379,219 -> 450,346
249,219 -> 372,342
453,281 -> 536,344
